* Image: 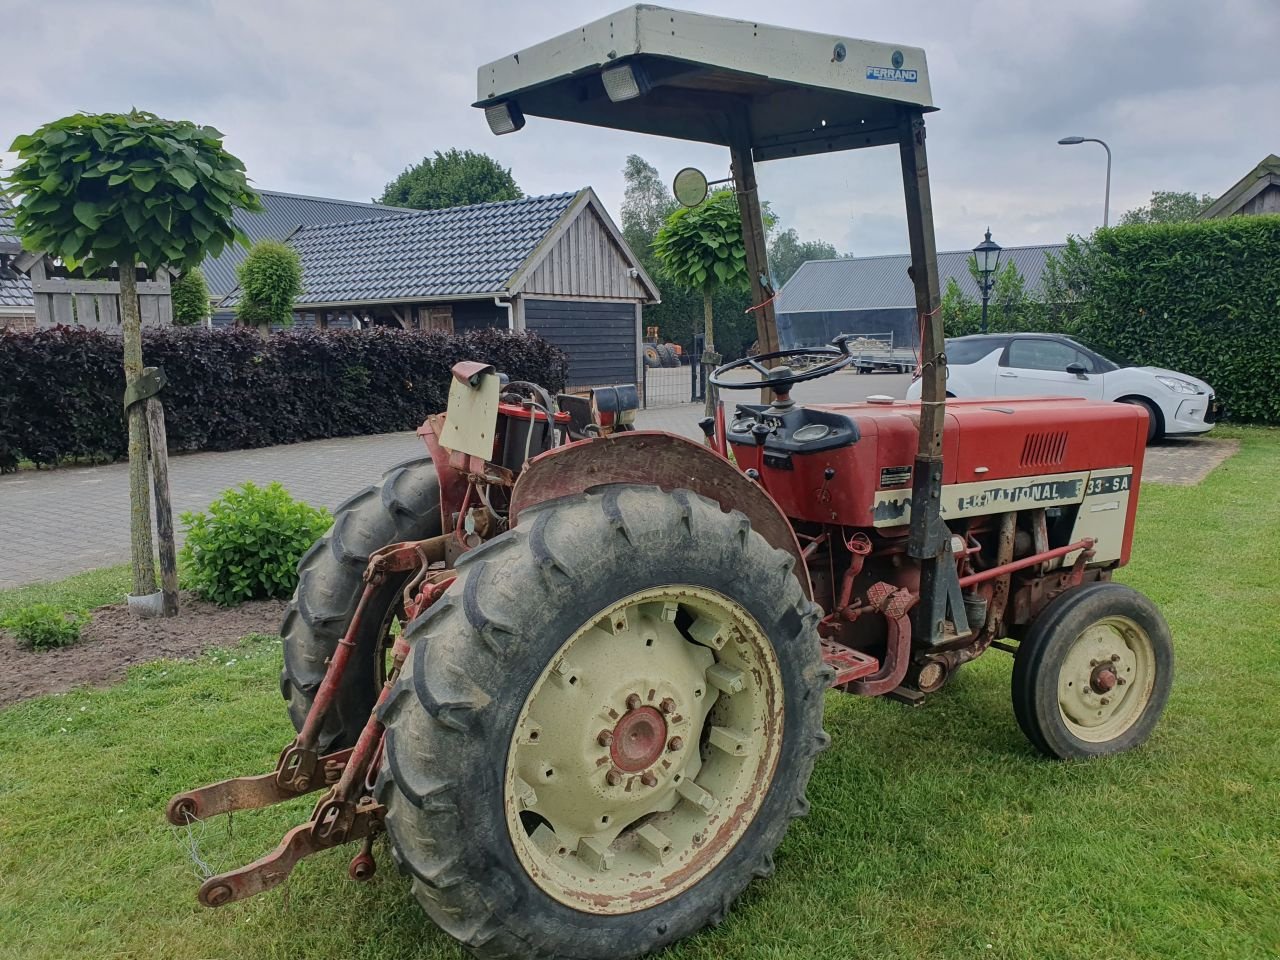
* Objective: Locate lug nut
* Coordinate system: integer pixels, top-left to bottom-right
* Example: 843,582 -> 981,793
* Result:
659,697 -> 676,715
1089,659 -> 1100,667
1100,697 -> 1111,706
1117,677 -> 1127,686
606,768 -> 623,786
668,736 -> 684,752
626,693 -> 642,710
597,729 -> 614,747
1111,653 -> 1121,662
640,771 -> 658,787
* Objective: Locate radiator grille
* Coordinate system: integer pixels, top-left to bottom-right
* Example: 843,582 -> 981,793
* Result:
1020,431 -> 1068,468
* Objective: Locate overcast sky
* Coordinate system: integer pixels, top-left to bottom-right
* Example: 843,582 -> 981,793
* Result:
4,0 -> 1277,256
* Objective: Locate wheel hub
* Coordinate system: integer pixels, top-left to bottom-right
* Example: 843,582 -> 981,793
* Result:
1089,663 -> 1118,694
610,705 -> 668,772
504,585 -> 783,915
1057,615 -> 1156,742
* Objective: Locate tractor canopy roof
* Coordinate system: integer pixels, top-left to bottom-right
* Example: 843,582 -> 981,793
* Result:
475,4 -> 935,161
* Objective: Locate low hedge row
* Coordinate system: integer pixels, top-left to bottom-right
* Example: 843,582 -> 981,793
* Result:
0,326 -> 569,470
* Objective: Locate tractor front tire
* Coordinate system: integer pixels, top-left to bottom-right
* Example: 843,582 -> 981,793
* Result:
279,457 -> 441,750
1011,582 -> 1173,760
377,485 -> 830,960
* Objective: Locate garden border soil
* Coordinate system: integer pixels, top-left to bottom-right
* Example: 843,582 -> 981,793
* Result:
0,593 -> 284,708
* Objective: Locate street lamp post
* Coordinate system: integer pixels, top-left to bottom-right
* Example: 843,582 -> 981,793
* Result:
972,228 -> 1002,334
1057,136 -> 1112,227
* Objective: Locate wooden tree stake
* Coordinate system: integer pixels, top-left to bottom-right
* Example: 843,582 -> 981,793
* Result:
145,395 -> 180,617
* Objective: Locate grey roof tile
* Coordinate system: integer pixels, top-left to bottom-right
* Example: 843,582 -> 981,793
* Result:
0,195 -> 21,249
230,192 -> 578,308
201,190 -> 413,296
777,243 -> 1068,313
0,197 -> 32,308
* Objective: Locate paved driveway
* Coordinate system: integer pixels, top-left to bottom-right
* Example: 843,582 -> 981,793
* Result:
0,370 -> 1232,589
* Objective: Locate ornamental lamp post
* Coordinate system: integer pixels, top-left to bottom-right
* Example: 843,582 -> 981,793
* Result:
972,228 -> 1002,334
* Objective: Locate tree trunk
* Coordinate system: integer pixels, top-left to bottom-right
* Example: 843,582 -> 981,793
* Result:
702,289 -> 719,420
702,289 -> 715,353
120,261 -> 157,599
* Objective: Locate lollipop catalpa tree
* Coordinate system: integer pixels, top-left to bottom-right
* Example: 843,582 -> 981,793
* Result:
3,110 -> 261,599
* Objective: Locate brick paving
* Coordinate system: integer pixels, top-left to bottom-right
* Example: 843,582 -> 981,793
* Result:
0,370 -> 1234,589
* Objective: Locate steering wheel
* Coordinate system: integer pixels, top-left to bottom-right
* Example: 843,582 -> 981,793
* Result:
708,345 -> 852,393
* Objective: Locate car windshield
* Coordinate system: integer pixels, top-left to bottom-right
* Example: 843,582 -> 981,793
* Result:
944,339 -> 1004,365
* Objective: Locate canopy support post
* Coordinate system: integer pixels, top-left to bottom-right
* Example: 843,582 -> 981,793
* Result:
899,108 -> 949,645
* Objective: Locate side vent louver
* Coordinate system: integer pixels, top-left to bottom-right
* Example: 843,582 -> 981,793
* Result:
1021,431 -> 1068,468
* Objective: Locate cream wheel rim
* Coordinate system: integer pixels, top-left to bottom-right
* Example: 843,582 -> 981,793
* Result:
1057,615 -> 1156,743
504,585 -> 784,914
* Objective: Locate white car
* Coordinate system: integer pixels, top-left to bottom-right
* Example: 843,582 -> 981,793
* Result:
905,333 -> 1218,443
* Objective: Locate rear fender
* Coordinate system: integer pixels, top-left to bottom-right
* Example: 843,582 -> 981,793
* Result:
509,431 -> 811,597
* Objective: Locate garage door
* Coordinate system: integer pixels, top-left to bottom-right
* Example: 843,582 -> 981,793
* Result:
523,299 -> 638,388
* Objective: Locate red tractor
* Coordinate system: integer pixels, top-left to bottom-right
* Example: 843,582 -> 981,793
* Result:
168,8 -> 1173,960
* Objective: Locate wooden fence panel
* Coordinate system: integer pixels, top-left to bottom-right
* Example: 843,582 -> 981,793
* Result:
27,262 -> 173,332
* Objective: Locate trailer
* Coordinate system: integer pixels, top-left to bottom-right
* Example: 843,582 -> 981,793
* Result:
845,332 -> 919,374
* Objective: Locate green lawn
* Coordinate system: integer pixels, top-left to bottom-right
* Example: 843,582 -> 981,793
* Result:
1,429 -> 1277,960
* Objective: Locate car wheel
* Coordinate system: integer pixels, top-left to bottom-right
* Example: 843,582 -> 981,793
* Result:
1118,397 -> 1161,444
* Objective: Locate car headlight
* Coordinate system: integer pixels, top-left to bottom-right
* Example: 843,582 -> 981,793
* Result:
1155,375 -> 1198,394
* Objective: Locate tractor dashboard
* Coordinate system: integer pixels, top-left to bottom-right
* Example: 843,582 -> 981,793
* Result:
726,404 -> 860,456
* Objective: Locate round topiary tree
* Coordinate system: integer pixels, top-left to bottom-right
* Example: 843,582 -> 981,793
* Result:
235,239 -> 302,339
653,189 -> 751,356
2,110 -> 261,600
171,266 -> 210,326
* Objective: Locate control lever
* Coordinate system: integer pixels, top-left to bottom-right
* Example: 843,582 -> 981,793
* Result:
750,421 -> 771,447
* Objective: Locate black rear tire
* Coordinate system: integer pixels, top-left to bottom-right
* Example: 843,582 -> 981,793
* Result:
377,485 -> 830,960
1012,582 -> 1173,760
279,457 -> 441,750
657,343 -> 679,367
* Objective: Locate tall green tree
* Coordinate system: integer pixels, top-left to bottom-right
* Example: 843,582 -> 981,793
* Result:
3,110 -> 259,599
170,266 -> 210,326
767,227 -> 841,287
1119,190 -> 1215,225
380,149 -> 521,210
653,190 -> 752,356
620,155 -> 676,254
236,239 -> 302,338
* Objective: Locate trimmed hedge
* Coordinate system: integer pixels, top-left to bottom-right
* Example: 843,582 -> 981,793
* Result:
0,326 -> 568,470
1076,216 -> 1280,424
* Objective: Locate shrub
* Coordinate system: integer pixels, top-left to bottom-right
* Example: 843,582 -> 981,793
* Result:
0,326 -> 570,470
3,603 -> 87,651
235,239 -> 302,335
171,267 -> 210,326
180,482 -> 331,606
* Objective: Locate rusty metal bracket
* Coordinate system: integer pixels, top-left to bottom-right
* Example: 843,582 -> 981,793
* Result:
166,748 -> 353,825
197,801 -> 385,907
123,365 -> 167,414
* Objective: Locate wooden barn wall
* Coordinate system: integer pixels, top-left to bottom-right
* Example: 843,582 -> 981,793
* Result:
523,298 -> 638,388
521,207 -> 647,301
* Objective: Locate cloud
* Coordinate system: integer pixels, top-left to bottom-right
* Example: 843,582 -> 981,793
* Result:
3,0 -> 1276,258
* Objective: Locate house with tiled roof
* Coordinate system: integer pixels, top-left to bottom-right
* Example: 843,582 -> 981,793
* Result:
204,189 -> 411,302
1,189 -> 409,329
0,197 -> 35,331
227,188 -> 660,389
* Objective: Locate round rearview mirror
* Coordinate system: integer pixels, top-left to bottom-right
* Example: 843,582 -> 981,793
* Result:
673,167 -> 709,207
